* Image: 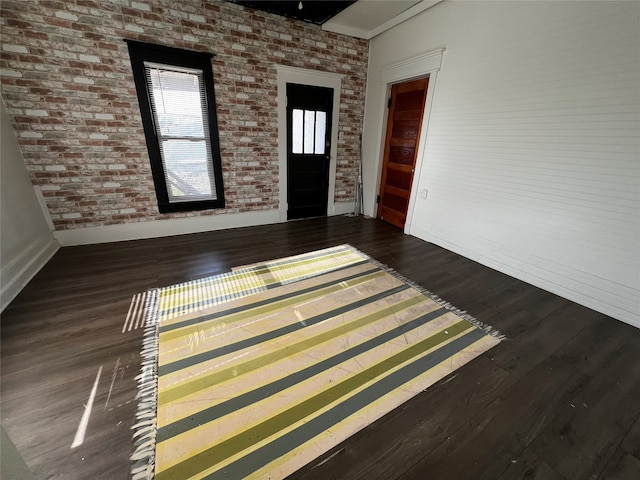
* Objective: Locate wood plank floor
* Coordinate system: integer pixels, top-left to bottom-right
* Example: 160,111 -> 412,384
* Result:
1,216 -> 639,480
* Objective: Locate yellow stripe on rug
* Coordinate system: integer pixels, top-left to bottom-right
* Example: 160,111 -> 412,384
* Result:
130,244 -> 504,480
155,245 -> 367,321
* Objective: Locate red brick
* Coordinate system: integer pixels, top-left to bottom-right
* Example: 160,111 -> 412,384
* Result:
0,0 -> 367,229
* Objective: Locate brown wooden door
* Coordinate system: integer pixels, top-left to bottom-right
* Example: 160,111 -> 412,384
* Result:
377,77 -> 429,228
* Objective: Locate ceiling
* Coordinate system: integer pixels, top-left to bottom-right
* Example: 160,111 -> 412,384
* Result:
227,0 -> 443,39
228,1 -> 357,26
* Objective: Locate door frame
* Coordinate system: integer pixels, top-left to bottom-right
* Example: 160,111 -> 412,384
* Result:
377,77 -> 429,228
374,48 -> 444,234
277,66 -> 344,222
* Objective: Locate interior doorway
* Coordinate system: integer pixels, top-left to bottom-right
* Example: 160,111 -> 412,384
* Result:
377,77 -> 429,229
286,83 -> 334,220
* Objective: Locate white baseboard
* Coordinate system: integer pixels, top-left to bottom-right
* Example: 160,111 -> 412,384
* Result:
1,234 -> 59,312
53,210 -> 283,246
331,202 -> 356,216
410,224 -> 640,329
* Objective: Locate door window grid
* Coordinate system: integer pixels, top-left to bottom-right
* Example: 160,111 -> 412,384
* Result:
292,109 -> 326,155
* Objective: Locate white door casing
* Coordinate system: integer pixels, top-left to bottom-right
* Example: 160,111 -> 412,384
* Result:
374,48 -> 444,234
276,66 -> 344,221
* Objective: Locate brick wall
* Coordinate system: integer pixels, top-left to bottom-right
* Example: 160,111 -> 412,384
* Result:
0,0 -> 368,230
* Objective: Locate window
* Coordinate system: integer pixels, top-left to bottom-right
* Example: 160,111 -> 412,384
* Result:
291,109 -> 326,154
125,40 -> 225,213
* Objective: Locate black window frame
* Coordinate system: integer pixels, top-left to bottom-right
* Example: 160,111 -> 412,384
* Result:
125,39 -> 225,213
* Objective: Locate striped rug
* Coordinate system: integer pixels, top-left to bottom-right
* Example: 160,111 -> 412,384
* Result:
156,245 -> 367,321
131,245 -> 503,480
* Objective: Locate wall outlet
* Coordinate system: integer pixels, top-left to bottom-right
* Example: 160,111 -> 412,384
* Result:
420,188 -> 428,199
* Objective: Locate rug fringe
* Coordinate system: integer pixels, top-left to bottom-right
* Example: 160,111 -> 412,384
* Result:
130,288 -> 159,480
128,244 -> 504,479
344,244 -> 507,341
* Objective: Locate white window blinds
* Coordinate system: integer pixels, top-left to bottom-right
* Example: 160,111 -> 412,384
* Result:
144,62 -> 217,202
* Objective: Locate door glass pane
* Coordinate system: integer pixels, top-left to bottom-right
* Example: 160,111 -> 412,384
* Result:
314,111 -> 326,154
147,67 -> 205,138
160,139 -> 214,201
304,110 -> 315,154
292,109 -> 303,154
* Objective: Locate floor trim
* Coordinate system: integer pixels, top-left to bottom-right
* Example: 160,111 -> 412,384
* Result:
1,234 -> 59,312
53,206 -> 355,246
53,210 -> 282,246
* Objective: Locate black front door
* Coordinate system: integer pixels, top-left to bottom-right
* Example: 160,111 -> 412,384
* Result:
286,83 -> 333,220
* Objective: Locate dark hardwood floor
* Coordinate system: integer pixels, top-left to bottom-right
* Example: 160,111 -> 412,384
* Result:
1,216 -> 639,480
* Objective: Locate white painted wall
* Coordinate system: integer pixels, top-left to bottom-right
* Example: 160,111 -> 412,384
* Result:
1,101 -> 59,311
362,1 -> 640,327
